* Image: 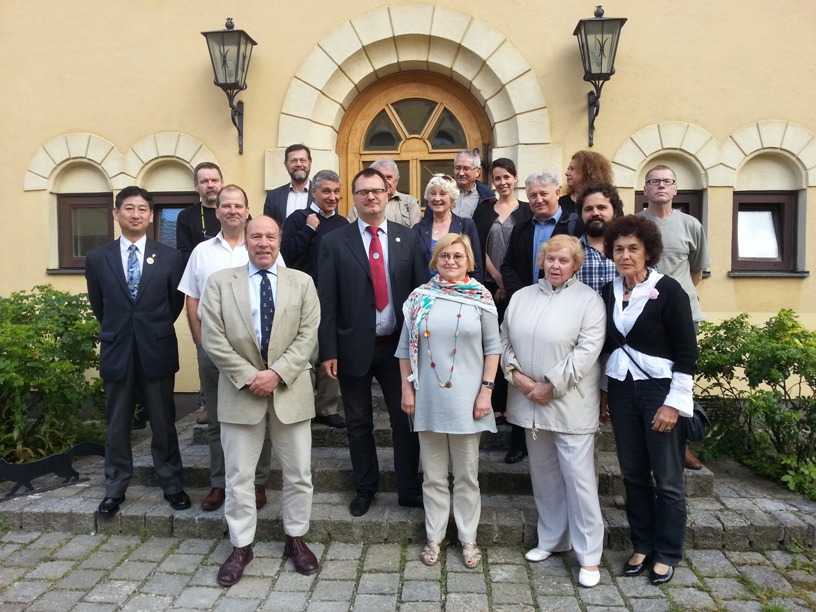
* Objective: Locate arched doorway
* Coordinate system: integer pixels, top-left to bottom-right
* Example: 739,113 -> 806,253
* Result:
337,71 -> 492,214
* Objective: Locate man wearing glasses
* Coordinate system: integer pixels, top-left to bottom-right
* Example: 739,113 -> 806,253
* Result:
639,164 -> 709,470
452,150 -> 494,219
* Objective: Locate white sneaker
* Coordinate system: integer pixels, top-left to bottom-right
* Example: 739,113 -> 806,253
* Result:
525,547 -> 552,562
579,567 -> 601,588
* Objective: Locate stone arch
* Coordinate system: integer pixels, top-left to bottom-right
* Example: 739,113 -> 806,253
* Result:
268,4 -> 556,188
24,133 -> 121,191
126,132 -> 218,187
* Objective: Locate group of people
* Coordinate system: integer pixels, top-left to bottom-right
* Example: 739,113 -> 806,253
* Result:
85,142 -> 709,590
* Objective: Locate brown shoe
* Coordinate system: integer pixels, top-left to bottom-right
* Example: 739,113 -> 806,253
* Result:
255,485 -> 267,510
201,487 -> 225,512
284,536 -> 319,575
685,447 -> 703,470
217,545 -> 253,587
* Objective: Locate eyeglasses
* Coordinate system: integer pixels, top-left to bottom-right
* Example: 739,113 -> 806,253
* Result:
432,173 -> 455,182
453,165 -> 477,173
645,178 -> 676,186
438,252 -> 466,262
353,188 -> 388,197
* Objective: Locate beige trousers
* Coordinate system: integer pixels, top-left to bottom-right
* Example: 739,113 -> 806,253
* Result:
418,431 -> 482,545
221,407 -> 313,547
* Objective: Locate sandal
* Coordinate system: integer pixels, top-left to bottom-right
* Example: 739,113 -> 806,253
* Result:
462,543 -> 482,569
420,542 -> 440,566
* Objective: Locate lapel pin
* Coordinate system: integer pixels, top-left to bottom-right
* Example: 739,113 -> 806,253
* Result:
372,252 -> 381,260
146,255 -> 156,265
395,237 -> 401,243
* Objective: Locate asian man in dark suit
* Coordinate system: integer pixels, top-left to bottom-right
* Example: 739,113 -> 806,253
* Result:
262,144 -> 315,228
318,167 -> 425,517
85,185 -> 189,518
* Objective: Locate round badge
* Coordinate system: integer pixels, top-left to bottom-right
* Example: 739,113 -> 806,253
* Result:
372,252 -> 380,260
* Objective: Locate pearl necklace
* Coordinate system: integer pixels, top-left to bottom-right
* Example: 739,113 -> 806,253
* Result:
424,303 -> 463,389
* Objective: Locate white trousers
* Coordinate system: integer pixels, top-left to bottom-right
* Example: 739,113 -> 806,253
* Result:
526,429 -> 604,566
221,408 -> 313,547
418,431 -> 482,545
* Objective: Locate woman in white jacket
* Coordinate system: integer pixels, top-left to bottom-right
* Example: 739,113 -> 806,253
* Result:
500,234 -> 606,588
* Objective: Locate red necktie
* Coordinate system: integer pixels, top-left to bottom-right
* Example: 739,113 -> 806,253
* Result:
366,226 -> 389,311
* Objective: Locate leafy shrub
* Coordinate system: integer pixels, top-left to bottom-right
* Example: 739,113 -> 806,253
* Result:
0,285 -> 104,462
696,309 -> 816,499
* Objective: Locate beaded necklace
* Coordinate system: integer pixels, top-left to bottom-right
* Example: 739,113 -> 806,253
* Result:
424,303 -> 463,388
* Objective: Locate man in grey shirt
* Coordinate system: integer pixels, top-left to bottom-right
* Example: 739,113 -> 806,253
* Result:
453,150 -> 493,218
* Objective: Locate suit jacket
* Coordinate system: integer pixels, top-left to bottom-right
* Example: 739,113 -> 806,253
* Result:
85,238 -> 185,382
263,183 -> 315,228
413,212 -> 484,282
175,203 -> 220,262
318,221 -> 425,377
201,265 -> 319,426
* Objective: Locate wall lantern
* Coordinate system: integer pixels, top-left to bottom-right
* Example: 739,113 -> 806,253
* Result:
201,18 -> 257,154
573,5 -> 626,147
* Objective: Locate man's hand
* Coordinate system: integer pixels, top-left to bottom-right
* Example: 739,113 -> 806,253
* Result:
401,383 -> 416,416
306,213 -> 320,230
473,388 -> 492,420
527,382 -> 554,406
248,369 -> 281,397
651,405 -> 679,432
322,359 -> 338,379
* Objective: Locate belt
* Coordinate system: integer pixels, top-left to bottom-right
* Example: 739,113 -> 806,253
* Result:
375,333 -> 398,345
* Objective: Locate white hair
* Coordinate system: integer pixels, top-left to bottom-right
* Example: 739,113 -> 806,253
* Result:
454,150 -> 481,168
370,159 -> 399,180
424,175 -> 460,202
525,171 -> 561,191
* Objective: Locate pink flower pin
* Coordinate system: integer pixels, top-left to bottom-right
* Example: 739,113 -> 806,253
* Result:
648,288 -> 660,300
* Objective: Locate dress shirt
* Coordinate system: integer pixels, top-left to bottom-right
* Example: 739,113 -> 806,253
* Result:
357,218 -> 397,336
531,206 -> 562,283
119,235 -> 147,281
247,260 -> 280,349
178,232 -> 249,316
577,234 -> 618,292
454,185 -> 479,218
285,181 -> 311,218
305,202 -> 337,230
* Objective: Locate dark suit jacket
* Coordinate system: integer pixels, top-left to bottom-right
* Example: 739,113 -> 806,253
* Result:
85,239 -> 185,382
500,207 -> 580,299
317,221 -> 425,377
413,212 -> 484,282
175,203 -> 220,262
263,183 -> 315,227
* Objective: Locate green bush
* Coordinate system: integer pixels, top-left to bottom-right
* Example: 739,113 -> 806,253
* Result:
696,309 -> 816,499
0,285 -> 104,462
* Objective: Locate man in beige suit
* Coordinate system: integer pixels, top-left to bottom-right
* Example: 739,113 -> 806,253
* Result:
201,214 -> 320,587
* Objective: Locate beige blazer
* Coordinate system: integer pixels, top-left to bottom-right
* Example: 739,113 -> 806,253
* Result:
201,264 -> 319,425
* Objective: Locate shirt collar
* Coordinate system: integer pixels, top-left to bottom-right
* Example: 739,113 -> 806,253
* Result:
214,231 -> 245,248
248,259 -> 279,278
120,235 -> 147,253
310,202 -> 335,218
533,206 -> 562,226
357,217 -> 388,235
288,180 -> 310,193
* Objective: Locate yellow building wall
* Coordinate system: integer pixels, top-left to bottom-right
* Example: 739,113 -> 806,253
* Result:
2,1 -> 815,390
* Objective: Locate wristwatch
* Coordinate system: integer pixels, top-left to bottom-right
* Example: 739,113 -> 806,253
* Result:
481,380 -> 495,389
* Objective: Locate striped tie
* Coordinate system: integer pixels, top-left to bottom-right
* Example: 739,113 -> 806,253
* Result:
126,244 -> 140,299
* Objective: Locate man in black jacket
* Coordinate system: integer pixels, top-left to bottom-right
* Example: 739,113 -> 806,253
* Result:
85,186 -> 189,517
318,168 -> 425,516
175,162 -> 223,261
262,144 -> 314,227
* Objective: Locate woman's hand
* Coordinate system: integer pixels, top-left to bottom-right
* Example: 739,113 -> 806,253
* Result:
473,389 -> 493,420
527,382 -> 554,406
599,391 -> 609,424
651,405 -> 679,432
401,383 -> 416,416
512,371 -> 535,395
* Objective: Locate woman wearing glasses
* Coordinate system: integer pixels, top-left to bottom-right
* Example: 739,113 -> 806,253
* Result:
396,233 -> 499,569
413,174 -> 483,281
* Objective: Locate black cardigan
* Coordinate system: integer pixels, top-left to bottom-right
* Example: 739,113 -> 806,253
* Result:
600,275 -> 698,375
281,208 -> 349,282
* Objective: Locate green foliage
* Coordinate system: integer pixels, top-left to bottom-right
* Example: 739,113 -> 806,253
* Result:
696,309 -> 816,500
0,285 -> 104,462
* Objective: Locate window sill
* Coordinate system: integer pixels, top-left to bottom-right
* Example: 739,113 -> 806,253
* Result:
46,268 -> 85,275
727,270 -> 809,278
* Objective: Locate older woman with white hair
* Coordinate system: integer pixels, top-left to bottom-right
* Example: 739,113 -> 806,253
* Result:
501,234 -> 606,588
413,174 -> 483,281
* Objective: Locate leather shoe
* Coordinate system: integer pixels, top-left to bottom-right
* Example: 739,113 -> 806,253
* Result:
97,495 -> 125,518
622,553 -> 650,577
255,485 -> 267,510
164,490 -> 191,510
684,447 -> 704,470
217,545 -> 254,587
649,564 -> 674,585
313,414 -> 346,429
398,495 -> 423,508
504,448 -> 527,464
284,536 -> 319,575
349,494 -> 374,517
201,487 -> 225,512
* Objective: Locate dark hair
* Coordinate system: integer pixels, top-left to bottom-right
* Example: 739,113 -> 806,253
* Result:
284,144 -> 312,162
566,150 -> 614,196
193,161 -> 223,183
115,186 -> 153,209
578,182 -> 624,218
490,157 -> 517,178
603,214 -> 663,267
351,167 -> 388,193
217,184 -> 249,207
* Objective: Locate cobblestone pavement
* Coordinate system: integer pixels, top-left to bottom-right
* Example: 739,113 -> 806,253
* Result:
0,530 -> 814,611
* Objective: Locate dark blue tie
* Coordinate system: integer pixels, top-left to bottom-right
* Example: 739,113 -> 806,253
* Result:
258,269 -> 275,363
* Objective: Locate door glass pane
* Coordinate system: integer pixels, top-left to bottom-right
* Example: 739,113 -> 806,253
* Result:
419,159 -> 455,206
392,98 -> 437,135
71,207 -> 109,257
156,207 -> 186,249
363,110 -> 402,151
429,108 -> 467,149
738,209 -> 780,258
395,160 -> 410,195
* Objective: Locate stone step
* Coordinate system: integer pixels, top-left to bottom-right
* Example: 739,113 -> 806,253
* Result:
1,484 -> 811,551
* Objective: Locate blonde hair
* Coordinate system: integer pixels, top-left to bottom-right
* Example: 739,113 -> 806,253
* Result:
424,174 -> 460,203
430,233 -> 476,273
537,234 -> 585,270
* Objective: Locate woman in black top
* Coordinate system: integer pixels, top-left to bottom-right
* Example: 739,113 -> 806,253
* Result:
559,150 -> 614,220
600,215 -> 697,586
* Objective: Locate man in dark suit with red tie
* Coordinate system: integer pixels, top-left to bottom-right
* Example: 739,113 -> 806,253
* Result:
318,168 -> 425,516
85,186 -> 189,518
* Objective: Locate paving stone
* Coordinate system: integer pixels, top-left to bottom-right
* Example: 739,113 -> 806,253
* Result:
254,541 -> 286,558
72,604 -> 118,612
109,560 -> 157,581
176,538 -> 213,554
765,550 -> 795,568
28,531 -> 73,550
174,586 -> 222,608
362,544 -> 401,572
83,580 -> 139,604
402,560 -> 440,580
400,580 -> 440,602
726,551 -> 769,565
226,576 -> 272,599
98,535 -> 141,552
0,568 -> 26,589
398,604 -> 444,612
261,591 -> 308,611
766,597 -> 813,612
446,571 -> 487,593
206,541 -> 234,565
722,601 -> 763,612
611,575 -> 664,598
528,556 -> 571,577
0,544 -> 21,560
319,559 -> 358,580
24,560 -> 74,580
325,542 -> 363,560
445,593 -> 489,612
489,563 -> 529,582
140,572 -> 190,596
214,597 -> 263,611
273,572 -> 316,592
488,546 -> 527,564
576,584 -> 625,606
243,556 -> 281,577
157,553 -> 204,574
80,551 -> 128,570
686,550 -> 739,577
739,565 -> 794,593
56,569 -> 106,590
491,582 -> 534,605
2,531 -> 41,544
188,564 -> 219,586
306,603 -> 349,612
357,572 -> 399,594
5,548 -> 49,568
353,593 -> 397,611
664,566 -> 700,587
311,579 -> 355,601
0,580 -> 49,603
626,599 -> 670,611
786,569 -> 816,585
705,577 -> 752,600
129,538 -> 176,562
26,589 -> 84,612
120,594 -> 174,611
667,587 -> 718,610
533,573 -> 575,596
52,535 -> 101,560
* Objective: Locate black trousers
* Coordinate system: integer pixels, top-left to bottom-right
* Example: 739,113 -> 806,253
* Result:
103,351 -> 184,498
608,374 -> 686,566
338,336 -> 421,499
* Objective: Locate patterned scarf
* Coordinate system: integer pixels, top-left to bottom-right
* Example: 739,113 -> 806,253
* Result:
402,274 -> 497,388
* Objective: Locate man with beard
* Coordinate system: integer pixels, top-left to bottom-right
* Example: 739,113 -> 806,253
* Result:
263,144 -> 314,227
576,182 -> 622,292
